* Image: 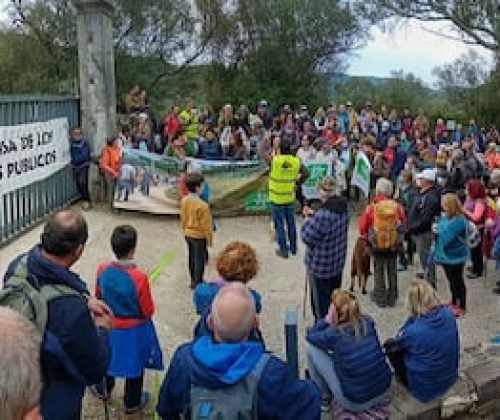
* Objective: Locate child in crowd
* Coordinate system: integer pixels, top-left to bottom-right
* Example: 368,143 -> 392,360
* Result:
93,225 -> 163,416
192,241 -> 262,338
180,173 -> 213,289
117,162 -> 136,201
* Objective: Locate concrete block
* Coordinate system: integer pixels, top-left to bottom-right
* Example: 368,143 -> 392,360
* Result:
390,379 -> 442,420
464,361 -> 500,404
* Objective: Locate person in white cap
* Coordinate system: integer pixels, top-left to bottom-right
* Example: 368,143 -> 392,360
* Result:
408,169 -> 442,287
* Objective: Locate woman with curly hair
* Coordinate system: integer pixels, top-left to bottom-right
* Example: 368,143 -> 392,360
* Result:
192,241 -> 263,339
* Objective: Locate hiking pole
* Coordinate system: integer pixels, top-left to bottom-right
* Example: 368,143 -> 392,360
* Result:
102,376 -> 110,420
302,271 -> 309,320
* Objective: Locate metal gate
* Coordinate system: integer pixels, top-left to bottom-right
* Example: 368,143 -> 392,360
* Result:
0,95 -> 80,246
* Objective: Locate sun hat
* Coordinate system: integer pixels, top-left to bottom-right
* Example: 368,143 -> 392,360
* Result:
416,168 -> 436,182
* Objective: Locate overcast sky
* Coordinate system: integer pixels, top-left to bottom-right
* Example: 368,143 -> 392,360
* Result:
348,18 -> 494,86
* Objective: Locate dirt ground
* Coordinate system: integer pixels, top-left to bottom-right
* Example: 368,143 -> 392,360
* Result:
0,204 -> 499,419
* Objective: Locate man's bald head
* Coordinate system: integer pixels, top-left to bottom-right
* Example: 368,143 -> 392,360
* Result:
209,283 -> 257,343
41,209 -> 88,257
0,307 -> 41,420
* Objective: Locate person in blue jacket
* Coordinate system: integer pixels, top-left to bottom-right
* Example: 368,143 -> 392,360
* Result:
385,281 -> 459,403
157,283 -> 320,419
434,193 -> 469,316
306,290 -> 391,413
197,127 -> 222,160
70,126 -> 92,210
193,241 -> 262,339
3,209 -> 112,419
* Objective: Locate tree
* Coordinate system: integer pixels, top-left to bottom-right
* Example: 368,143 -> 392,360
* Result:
366,0 -> 499,55
198,0 -> 371,109
433,52 -> 499,124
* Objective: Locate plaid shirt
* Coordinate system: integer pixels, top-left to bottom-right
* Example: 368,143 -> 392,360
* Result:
301,198 -> 349,279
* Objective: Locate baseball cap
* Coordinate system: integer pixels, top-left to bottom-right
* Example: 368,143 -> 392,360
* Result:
346,101 -> 352,106
300,104 -> 308,111
416,168 -> 436,182
259,100 -> 268,107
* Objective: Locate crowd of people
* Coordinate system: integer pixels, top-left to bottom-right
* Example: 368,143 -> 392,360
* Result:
1,209 -> 462,419
2,96 -> 499,419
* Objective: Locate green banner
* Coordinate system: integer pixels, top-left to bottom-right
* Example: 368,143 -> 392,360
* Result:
115,150 -> 270,216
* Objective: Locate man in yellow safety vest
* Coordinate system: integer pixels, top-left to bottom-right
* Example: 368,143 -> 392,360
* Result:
268,136 -> 309,258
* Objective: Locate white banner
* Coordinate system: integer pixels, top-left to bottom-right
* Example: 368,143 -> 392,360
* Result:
0,118 -> 70,194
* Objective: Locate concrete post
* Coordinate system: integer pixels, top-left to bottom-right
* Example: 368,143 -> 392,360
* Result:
74,0 -> 116,176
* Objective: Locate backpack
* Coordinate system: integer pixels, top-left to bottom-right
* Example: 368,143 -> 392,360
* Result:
464,221 -> 481,249
190,353 -> 270,420
369,200 -> 401,251
0,255 -> 80,335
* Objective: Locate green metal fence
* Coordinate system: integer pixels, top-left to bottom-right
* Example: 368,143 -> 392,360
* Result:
0,95 -> 80,246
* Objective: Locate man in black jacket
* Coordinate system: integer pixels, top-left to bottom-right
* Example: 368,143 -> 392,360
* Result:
408,169 -> 442,287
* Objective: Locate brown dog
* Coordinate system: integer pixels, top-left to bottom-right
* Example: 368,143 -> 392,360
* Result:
350,237 -> 371,294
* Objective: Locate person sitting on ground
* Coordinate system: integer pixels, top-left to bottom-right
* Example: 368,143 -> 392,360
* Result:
359,177 -> 406,307
157,283 -> 321,419
193,241 -> 263,339
301,177 -> 349,320
306,290 -> 392,414
125,85 -> 147,114
197,127 -> 222,160
93,225 -> 163,416
0,307 -> 42,420
384,281 -> 459,403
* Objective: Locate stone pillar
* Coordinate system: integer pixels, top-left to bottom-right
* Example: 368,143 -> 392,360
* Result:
74,0 -> 116,163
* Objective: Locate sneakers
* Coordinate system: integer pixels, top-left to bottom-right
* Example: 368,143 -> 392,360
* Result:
467,272 -> 481,279
125,392 -> 150,414
275,249 -> 289,259
416,272 -> 425,279
89,384 -> 109,402
320,397 -> 331,413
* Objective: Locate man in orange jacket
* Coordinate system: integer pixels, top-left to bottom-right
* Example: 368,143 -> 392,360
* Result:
99,137 -> 122,210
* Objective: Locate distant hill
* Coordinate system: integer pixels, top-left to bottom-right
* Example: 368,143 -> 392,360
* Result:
324,72 -> 390,86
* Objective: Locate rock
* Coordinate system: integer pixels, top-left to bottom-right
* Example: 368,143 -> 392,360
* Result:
464,361 -> 500,404
389,379 -> 442,420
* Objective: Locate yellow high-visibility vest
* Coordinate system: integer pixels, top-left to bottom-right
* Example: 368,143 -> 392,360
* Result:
268,155 -> 301,205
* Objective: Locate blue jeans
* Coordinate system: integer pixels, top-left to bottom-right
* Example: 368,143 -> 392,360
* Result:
307,344 -> 391,413
272,203 -> 297,256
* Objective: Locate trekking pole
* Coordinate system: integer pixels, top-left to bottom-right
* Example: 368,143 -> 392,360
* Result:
102,376 -> 110,420
302,272 -> 309,320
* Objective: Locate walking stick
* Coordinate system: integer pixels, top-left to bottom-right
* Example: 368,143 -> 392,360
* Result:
102,376 -> 110,420
302,271 -> 309,320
